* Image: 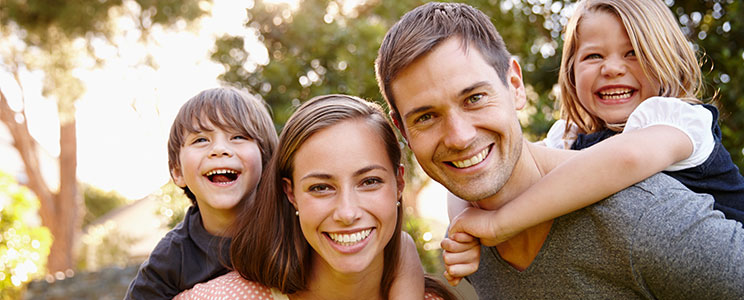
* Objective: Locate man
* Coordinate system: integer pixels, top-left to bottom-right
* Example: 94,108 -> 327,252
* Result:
375,2 -> 744,298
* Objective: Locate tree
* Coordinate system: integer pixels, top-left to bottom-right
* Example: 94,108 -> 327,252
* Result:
0,0 -> 208,274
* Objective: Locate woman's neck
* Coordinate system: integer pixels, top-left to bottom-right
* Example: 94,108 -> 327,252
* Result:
290,253 -> 384,300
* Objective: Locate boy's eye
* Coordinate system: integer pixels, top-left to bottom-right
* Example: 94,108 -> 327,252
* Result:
465,94 -> 484,105
232,135 -> 250,141
191,137 -> 208,144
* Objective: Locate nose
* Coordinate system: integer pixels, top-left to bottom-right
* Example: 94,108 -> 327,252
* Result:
333,188 -> 362,225
209,137 -> 234,157
442,113 -> 476,150
601,56 -> 627,78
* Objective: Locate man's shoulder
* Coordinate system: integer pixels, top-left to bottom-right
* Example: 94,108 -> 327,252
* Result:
612,173 -> 709,204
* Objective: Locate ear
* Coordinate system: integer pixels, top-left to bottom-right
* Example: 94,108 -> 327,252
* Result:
282,177 -> 298,209
171,168 -> 186,188
507,58 -> 527,110
389,111 -> 408,141
396,164 -> 405,199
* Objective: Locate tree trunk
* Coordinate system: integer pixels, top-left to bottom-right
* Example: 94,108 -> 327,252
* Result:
0,88 -> 79,274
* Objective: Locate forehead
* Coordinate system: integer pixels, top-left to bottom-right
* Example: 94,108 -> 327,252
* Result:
390,38 -> 503,117
292,119 -> 392,178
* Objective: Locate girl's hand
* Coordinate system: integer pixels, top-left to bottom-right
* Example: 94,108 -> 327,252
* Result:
441,232 -> 480,286
448,206 -> 519,247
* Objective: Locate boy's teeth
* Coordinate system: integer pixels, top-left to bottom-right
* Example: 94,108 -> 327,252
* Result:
452,147 -> 489,169
328,229 -> 372,246
205,169 -> 238,176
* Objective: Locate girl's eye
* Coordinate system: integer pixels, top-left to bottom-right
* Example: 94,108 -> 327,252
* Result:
626,50 -> 636,57
585,53 -> 602,60
466,94 -> 484,105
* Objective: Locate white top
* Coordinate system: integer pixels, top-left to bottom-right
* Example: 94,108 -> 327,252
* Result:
543,96 -> 714,171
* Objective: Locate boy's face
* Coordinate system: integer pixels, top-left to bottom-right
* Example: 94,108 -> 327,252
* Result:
172,119 -> 262,216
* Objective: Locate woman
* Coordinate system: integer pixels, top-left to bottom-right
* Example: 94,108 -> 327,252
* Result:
176,95 -> 455,299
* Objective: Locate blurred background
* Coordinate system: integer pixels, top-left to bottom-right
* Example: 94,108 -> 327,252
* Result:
0,0 -> 741,299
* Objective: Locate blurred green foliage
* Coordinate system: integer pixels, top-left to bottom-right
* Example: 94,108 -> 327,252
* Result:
156,181 -> 192,229
403,215 -> 444,275
0,171 -> 51,300
82,184 -> 129,227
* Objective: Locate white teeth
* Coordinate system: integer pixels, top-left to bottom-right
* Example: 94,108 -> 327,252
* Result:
205,169 -> 238,176
452,147 -> 489,169
328,229 -> 372,246
598,88 -> 633,99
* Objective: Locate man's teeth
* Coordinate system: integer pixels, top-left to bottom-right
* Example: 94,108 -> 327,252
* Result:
205,169 -> 237,176
598,88 -> 633,99
328,229 -> 372,245
452,148 -> 489,169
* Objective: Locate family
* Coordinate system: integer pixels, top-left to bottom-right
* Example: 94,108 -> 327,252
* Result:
126,1 -> 744,299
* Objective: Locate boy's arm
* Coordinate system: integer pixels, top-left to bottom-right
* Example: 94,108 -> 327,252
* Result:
450,124 -> 693,247
389,231 -> 425,299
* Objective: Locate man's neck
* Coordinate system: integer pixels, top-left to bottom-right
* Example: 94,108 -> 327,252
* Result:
480,141 -> 571,270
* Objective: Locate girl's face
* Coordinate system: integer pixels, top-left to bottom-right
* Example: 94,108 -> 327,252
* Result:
573,10 -> 661,125
283,119 -> 402,276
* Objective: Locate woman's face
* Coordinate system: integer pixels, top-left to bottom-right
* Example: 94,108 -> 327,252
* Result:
284,118 -> 402,276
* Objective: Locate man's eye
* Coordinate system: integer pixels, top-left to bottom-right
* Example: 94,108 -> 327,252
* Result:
414,113 -> 432,124
466,94 -> 484,104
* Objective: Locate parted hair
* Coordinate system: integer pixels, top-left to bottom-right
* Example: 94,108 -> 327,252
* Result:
167,87 -> 278,205
559,0 -> 702,134
375,2 -> 512,128
228,95 -> 403,298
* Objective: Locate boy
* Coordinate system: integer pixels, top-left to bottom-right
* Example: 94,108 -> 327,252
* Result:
125,87 -> 278,299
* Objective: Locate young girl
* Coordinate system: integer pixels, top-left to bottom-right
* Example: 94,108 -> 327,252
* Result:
444,0 -> 744,284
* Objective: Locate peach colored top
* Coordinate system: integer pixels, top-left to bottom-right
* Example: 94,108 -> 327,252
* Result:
174,271 -> 444,300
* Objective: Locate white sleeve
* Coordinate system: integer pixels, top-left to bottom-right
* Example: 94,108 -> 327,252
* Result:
623,96 -> 714,171
543,119 -> 578,150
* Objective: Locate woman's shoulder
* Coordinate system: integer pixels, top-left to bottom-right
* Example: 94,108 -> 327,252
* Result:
174,271 -> 278,300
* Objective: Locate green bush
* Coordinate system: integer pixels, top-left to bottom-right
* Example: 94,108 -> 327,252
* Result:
0,171 -> 52,300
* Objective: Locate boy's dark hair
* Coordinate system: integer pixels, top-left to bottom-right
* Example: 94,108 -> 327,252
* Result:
167,87 -> 278,204
375,2 -> 512,128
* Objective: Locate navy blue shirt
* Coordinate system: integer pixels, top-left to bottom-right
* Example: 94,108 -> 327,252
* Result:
125,205 -> 231,299
572,104 -> 744,223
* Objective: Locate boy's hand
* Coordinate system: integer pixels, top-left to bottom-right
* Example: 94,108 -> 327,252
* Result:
448,206 -> 519,247
441,232 -> 479,286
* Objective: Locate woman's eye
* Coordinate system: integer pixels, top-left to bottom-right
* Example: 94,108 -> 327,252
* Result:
466,94 -> 484,104
626,50 -> 636,57
308,184 -> 332,193
361,177 -> 383,187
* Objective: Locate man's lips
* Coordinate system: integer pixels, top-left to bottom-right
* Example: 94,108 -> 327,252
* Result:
448,146 -> 491,169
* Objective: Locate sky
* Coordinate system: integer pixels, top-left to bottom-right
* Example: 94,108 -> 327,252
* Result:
0,0 -> 278,199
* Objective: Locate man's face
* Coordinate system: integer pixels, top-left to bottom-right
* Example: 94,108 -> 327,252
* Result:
390,37 -> 526,203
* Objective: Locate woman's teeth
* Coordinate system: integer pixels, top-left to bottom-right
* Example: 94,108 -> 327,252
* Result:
328,229 -> 372,246
452,147 -> 489,168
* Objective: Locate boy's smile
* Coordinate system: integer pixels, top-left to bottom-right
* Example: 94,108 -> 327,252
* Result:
172,119 -> 263,229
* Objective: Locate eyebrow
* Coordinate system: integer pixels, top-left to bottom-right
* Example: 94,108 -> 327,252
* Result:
402,81 -> 491,122
299,165 -> 389,181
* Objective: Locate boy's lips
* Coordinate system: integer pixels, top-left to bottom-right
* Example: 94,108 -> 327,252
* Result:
203,168 -> 241,184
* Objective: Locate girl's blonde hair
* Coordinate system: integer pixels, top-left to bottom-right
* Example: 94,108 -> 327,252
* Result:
559,0 -> 702,134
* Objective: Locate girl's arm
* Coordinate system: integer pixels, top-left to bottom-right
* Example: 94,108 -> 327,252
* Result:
451,124 -> 693,247
389,231 -> 425,298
